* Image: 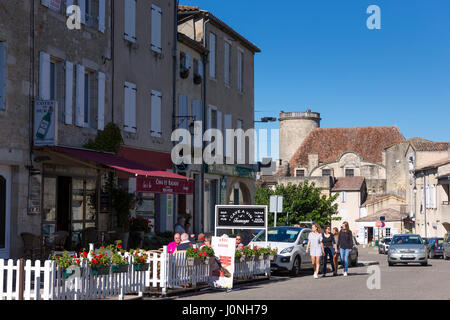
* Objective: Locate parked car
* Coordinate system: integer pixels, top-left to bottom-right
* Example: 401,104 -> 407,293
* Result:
249,227 -> 358,276
444,233 -> 450,260
388,234 -> 428,266
423,237 -> 444,259
378,237 -> 392,254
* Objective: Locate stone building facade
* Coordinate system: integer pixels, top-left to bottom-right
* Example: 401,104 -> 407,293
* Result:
177,5 -> 260,234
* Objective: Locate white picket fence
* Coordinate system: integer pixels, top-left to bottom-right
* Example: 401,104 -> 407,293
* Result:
1,246 -> 271,300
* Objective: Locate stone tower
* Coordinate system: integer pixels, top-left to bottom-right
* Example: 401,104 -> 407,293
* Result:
279,110 -> 321,164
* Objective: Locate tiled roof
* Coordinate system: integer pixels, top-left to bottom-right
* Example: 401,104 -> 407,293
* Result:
362,194 -> 405,207
408,137 -> 450,152
289,126 -> 405,175
356,208 -> 408,222
331,176 -> 365,192
177,5 -> 261,53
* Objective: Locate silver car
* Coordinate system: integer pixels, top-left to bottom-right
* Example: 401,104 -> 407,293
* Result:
388,234 -> 428,266
444,233 -> 450,260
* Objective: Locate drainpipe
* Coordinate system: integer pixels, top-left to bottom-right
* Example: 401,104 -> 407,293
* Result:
424,174 -> 427,237
200,17 -> 210,232
172,0 -> 179,230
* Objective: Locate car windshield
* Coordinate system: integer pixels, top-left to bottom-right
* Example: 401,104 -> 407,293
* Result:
384,238 -> 392,243
253,228 -> 301,243
437,239 -> 444,245
392,235 -> 423,245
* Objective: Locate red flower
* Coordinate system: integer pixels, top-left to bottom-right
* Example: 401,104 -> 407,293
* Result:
92,259 -> 98,264
117,244 -> 122,249
101,246 -> 105,249
99,254 -> 103,259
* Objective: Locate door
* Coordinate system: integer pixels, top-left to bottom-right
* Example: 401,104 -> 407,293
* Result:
298,230 -> 311,267
0,166 -> 11,259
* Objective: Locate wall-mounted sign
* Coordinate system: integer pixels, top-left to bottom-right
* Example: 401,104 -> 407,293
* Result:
136,176 -> 194,195
34,100 -> 58,146
28,175 -> 42,215
206,164 -> 256,178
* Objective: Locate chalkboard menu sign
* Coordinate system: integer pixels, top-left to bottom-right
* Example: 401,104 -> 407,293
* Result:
215,206 -> 267,229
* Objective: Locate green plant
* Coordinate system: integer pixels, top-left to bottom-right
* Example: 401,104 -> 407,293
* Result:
200,246 -> 215,261
112,186 -> 134,232
106,241 -> 128,265
130,249 -> 148,264
88,247 -> 111,266
235,250 -> 242,259
52,251 -> 80,269
83,122 -> 124,153
186,246 -> 200,259
242,246 -> 254,258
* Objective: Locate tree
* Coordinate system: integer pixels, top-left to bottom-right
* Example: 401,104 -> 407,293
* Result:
255,181 -> 340,227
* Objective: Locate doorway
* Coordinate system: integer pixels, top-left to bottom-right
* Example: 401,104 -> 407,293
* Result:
57,177 -> 71,232
367,227 -> 374,243
0,166 -> 11,259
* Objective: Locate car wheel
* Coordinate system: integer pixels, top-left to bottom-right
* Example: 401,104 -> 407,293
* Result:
290,256 -> 301,276
421,260 -> 428,266
429,250 -> 435,259
388,261 -> 394,266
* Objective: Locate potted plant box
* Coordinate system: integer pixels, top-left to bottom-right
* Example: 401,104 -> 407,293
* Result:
111,264 -> 129,273
133,263 -> 150,272
90,265 -> 110,276
187,257 -> 201,266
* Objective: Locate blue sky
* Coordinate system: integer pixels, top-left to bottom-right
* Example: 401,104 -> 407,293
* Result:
179,0 -> 450,161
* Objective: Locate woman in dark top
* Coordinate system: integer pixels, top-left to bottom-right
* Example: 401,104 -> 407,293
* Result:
321,226 -> 337,277
337,221 -> 353,277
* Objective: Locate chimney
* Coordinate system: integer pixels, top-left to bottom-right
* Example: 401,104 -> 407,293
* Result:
308,153 -> 318,172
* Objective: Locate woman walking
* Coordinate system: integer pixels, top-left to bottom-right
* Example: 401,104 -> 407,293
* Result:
306,224 -> 325,279
337,222 -> 353,277
332,227 -> 339,276
321,226 -> 337,277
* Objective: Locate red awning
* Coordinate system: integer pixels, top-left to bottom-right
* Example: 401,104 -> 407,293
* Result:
118,146 -> 173,170
51,146 -> 193,194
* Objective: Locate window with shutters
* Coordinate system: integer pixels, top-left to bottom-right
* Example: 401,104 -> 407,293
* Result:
177,94 -> 189,130
295,169 -> 305,177
151,5 -> 162,53
124,82 -> 137,133
209,33 -> 216,79
124,0 -> 137,43
0,42 -> 6,111
151,90 -> 162,138
84,0 -> 100,30
50,59 -> 65,123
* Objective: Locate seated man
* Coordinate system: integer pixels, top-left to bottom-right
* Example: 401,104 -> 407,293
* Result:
176,233 -> 192,251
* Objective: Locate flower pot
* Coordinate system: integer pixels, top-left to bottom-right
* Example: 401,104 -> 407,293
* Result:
111,264 -> 129,273
90,265 -> 110,276
133,263 -> 150,272
187,257 -> 201,266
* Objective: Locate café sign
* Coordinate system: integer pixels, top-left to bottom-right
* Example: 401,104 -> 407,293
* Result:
136,176 -> 193,195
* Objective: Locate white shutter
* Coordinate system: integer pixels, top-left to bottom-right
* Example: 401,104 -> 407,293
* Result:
79,0 -> 86,24
39,52 -> 51,100
151,4 -> 162,53
64,61 -> 73,124
217,110 -> 222,132
209,33 -> 216,78
124,82 -> 136,132
41,0 -> 50,7
224,42 -> 230,85
432,185 -> 437,209
151,90 -> 162,137
124,0 -> 136,42
224,114 -> 232,158
178,94 -> 189,130
98,0 -> 106,33
0,42 -> 6,110
97,71 -> 105,130
192,100 -> 203,122
237,50 -> 243,92
75,64 -> 85,127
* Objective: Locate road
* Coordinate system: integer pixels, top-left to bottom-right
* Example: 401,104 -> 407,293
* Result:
172,247 -> 450,300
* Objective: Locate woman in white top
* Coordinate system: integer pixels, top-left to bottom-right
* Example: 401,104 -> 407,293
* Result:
306,224 -> 325,279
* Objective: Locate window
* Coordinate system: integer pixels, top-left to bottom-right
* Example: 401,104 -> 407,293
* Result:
0,42 -> 5,110
151,4 -> 162,53
50,60 -> 65,123
84,72 -> 90,125
322,169 -> 331,177
345,169 -> 354,177
341,191 -> 347,203
295,169 -> 305,177
224,40 -> 231,86
84,0 -> 100,29
237,49 -> 244,92
194,59 -> 203,77
386,228 -> 391,237
180,52 -> 190,77
209,33 -> 216,78
124,0 -> 136,42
